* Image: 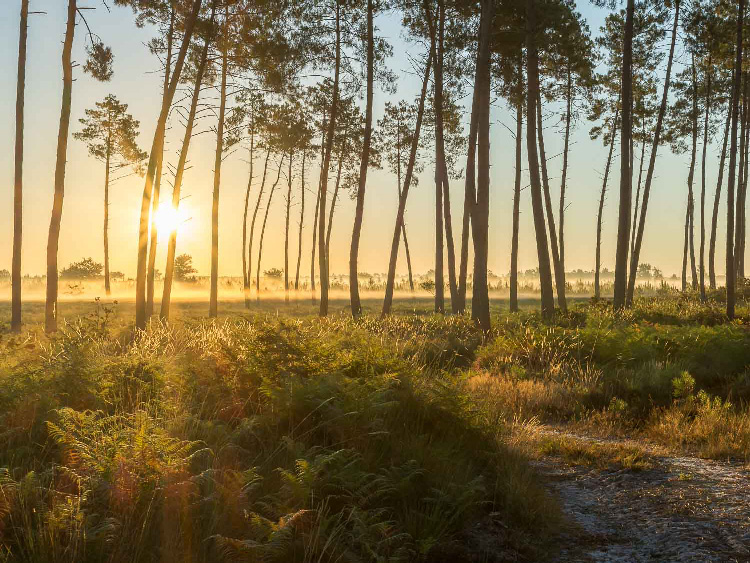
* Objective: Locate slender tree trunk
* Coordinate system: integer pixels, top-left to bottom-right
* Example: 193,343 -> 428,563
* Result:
209,11 -> 229,318
596,108 -> 619,300
688,56 -> 699,291
700,57 -> 711,301
285,151 -> 293,303
160,14 -> 213,320
458,52 -> 480,314
382,48 -> 433,316
627,0 -> 680,305
104,145 -> 111,295
242,125 -> 255,308
349,0 -> 374,318
726,0 -> 744,319
11,0 -> 28,332
613,0 -> 635,310
326,152 -> 345,267
257,157 -> 285,299
630,130 -> 646,256
710,94 -> 732,290
526,0 -> 555,319
395,115 -> 415,292
248,148 -> 272,294
470,0 -> 493,331
682,198 -> 690,292
295,151 -> 306,290
510,79 -> 523,313
45,0 -> 76,333
318,2 -> 340,317
311,183 -> 321,301
146,7 -> 174,318
736,72 -> 750,281
537,96 -> 566,311
559,64 -> 572,306
136,0 -> 203,329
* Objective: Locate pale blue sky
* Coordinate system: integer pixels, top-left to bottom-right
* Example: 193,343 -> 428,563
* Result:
0,1 -> 742,280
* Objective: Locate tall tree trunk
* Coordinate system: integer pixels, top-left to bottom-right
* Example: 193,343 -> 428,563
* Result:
630,130 -> 646,256
285,151 -> 293,303
382,48 -> 433,316
726,0 -> 744,319
537,96 -> 566,311
242,124 -> 255,308
709,93 -> 732,290
700,56 -> 711,301
45,0 -> 76,333
688,56 -> 699,291
526,0 -> 555,319
209,10 -> 229,318
470,0 -> 493,331
736,72 -> 750,281
613,0 -> 635,310
458,52 -> 480,314
510,75 -> 523,313
103,144 -> 111,295
136,0 -> 203,329
559,64 -> 572,306
326,151 -> 345,267
349,0 -> 374,318
682,199 -> 690,292
295,151 -> 306,290
12,0 -> 28,333
318,1 -> 341,317
257,157 -> 285,299
248,148 -> 272,295
160,13 -> 213,320
627,0 -> 680,305
596,108 -> 619,300
310,183 -> 321,301
395,113 -> 415,292
146,7 -> 174,318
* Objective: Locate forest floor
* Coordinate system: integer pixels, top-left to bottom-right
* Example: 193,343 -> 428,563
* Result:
534,426 -> 750,562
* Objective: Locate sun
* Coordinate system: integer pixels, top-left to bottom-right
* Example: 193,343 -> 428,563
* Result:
154,204 -> 188,237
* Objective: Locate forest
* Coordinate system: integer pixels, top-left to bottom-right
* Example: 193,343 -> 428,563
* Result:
1,0 -> 750,561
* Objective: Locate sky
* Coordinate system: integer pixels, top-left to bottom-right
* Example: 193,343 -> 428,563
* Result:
0,1 -> 745,282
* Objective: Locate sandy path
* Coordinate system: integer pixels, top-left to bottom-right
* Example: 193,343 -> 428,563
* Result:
534,428 -> 750,562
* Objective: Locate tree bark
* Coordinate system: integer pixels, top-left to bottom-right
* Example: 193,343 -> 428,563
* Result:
12,0 -> 28,332
709,93 -> 732,290
537,96 -> 566,311
627,0 -> 680,305
146,7 -> 174,318
325,150 -> 345,267
242,122 -> 255,308
559,64 -> 573,307
700,54 -> 712,301
596,108 -> 619,300
257,156 -> 285,299
45,0 -> 76,333
395,113 -> 415,292
526,0 -> 555,319
209,10 -> 229,318
688,56 -> 699,291
318,1 -> 341,317
248,148 -> 272,295
382,48 -> 433,316
349,0 -> 374,318
736,71 -> 750,281
613,0 -> 635,310
136,0 -> 203,329
295,150 -> 306,290
510,70 -> 523,313
104,144 -> 111,295
726,0 -> 744,319
310,182 -> 321,301
470,0 -> 493,331
160,12 -> 213,320
285,150 -> 293,302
